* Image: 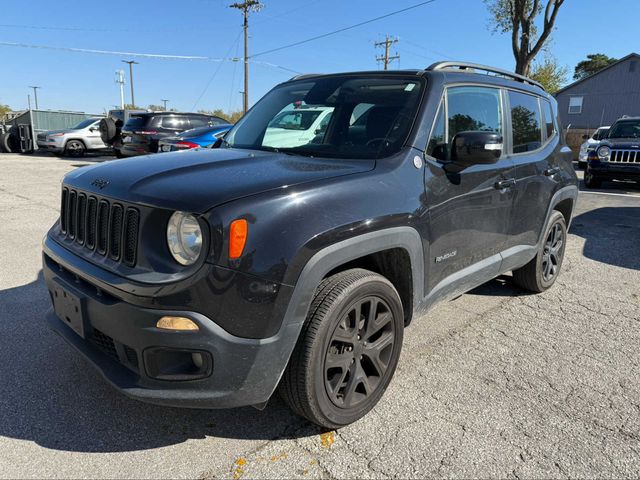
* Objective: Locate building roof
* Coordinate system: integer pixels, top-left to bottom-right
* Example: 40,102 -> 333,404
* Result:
555,53 -> 640,96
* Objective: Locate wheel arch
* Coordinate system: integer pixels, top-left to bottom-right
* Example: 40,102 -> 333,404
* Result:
538,185 -> 578,245
284,227 -> 425,331
64,138 -> 87,150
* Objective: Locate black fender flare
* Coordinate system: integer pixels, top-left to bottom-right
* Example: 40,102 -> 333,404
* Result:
537,185 -> 579,246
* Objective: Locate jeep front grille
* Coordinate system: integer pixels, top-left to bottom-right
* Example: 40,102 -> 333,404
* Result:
60,187 -> 139,267
609,149 -> 640,163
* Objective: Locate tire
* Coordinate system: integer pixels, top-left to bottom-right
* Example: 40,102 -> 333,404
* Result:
99,117 -> 117,144
512,211 -> 567,293
0,133 -> 7,153
115,148 -> 125,159
1,132 -> 15,153
584,169 -> 602,189
279,268 -> 404,429
64,140 -> 85,157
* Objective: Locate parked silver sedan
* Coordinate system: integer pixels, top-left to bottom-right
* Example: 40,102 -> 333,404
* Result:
37,118 -> 109,157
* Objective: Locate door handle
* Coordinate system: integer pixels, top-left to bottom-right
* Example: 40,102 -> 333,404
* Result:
544,167 -> 561,176
494,178 -> 516,189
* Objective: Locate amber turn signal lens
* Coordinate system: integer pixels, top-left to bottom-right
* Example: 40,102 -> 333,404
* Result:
229,219 -> 248,259
156,316 -> 199,331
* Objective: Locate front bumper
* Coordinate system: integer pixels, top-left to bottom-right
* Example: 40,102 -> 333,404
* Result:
588,159 -> 640,181
37,140 -> 64,152
43,239 -> 300,409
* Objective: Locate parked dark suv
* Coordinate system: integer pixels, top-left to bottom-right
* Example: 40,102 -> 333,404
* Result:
585,116 -> 640,188
119,112 -> 228,157
43,62 -> 578,428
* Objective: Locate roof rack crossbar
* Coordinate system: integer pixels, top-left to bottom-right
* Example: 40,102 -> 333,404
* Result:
427,61 -> 544,90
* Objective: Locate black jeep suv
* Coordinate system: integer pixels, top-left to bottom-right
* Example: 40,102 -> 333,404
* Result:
585,116 -> 640,188
43,62 -> 578,428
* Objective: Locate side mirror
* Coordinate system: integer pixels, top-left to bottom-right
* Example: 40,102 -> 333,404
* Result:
582,134 -> 589,140
451,131 -> 502,167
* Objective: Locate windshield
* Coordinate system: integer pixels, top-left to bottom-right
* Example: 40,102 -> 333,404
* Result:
609,120 -> 640,139
223,75 -> 424,159
72,118 -> 99,130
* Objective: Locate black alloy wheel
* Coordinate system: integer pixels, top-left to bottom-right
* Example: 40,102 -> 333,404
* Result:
541,222 -> 563,283
324,295 -> 395,409
279,269 -> 404,429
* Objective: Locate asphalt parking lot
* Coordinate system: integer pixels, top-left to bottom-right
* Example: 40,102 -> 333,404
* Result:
0,152 -> 639,479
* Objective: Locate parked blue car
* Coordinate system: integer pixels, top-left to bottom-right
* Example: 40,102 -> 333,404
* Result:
157,124 -> 233,152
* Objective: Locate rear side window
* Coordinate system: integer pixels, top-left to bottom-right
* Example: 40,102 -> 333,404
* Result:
160,116 -> 189,130
189,116 -> 210,128
541,100 -> 557,140
509,91 -> 542,153
124,116 -> 147,129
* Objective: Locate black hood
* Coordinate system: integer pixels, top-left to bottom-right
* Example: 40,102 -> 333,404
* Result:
600,139 -> 640,149
62,148 -> 374,213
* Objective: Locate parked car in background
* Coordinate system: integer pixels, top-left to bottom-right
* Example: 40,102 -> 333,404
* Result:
99,108 -> 147,158
157,124 -> 233,152
585,117 -> 640,188
36,118 -> 108,157
578,125 -> 610,168
263,106 -> 333,148
119,112 -> 228,157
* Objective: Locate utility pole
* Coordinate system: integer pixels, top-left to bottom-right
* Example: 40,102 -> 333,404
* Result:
115,70 -> 126,109
122,60 -> 139,107
161,99 -> 169,111
28,86 -> 40,109
375,35 -> 400,70
230,0 -> 264,114
27,94 -> 31,110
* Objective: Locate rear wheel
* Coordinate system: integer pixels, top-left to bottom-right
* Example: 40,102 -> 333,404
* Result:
513,211 -> 567,293
64,140 -> 85,157
584,170 -> 602,188
279,269 -> 404,428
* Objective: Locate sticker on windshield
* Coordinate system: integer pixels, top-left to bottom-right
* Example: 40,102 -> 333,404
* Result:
404,83 -> 416,91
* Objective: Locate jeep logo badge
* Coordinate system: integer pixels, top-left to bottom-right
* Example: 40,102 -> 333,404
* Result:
91,178 -> 110,189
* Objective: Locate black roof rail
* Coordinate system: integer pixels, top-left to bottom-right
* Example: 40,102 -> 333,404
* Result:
426,61 -> 544,90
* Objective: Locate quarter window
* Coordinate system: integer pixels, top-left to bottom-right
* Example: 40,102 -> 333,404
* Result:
541,100 -> 557,140
509,91 -> 542,153
568,96 -> 583,114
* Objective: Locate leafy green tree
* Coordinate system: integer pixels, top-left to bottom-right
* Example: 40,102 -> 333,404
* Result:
484,0 -> 566,76
0,104 -> 11,119
573,54 -> 618,80
198,109 -> 244,123
530,55 -> 568,93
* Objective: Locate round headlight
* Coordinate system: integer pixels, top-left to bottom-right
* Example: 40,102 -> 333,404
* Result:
597,145 -> 611,159
167,211 -> 203,265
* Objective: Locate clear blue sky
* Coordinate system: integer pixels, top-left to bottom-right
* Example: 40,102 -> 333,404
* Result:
1,0 -> 638,114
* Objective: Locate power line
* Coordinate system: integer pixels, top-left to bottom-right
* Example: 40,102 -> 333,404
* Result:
191,29 -> 243,111
251,0 -> 437,58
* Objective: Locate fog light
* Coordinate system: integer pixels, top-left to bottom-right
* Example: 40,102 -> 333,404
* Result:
191,352 -> 204,368
157,316 -> 199,331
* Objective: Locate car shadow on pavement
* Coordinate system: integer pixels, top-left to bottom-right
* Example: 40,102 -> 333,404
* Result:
0,272 -> 319,453
570,207 -> 640,271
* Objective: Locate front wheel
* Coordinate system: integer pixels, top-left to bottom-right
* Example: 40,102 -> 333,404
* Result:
513,211 -> 567,293
279,269 -> 404,428
64,140 -> 85,157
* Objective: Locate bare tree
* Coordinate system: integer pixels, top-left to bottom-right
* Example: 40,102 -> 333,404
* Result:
485,0 -> 565,76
